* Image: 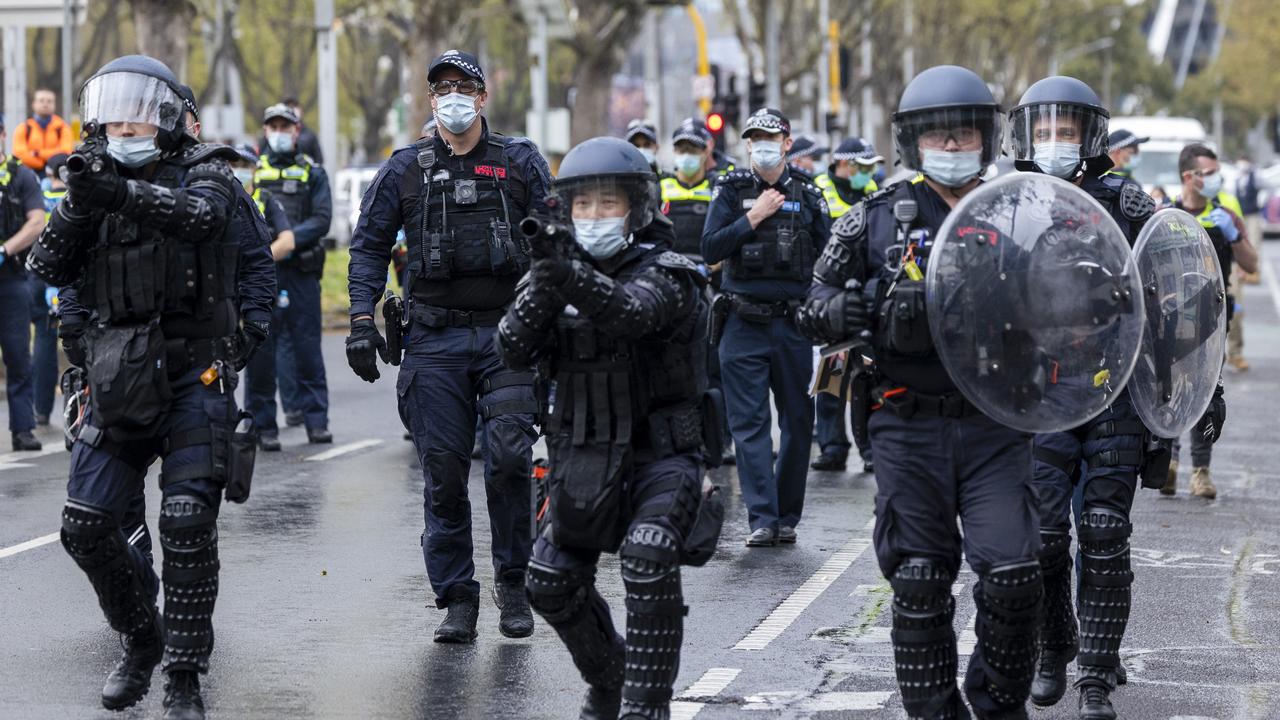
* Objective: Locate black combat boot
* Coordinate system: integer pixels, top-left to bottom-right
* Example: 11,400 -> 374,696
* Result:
101,617 -> 164,710
1031,532 -> 1077,707
1077,681 -> 1116,720
162,670 -> 205,720
434,585 -> 479,643
492,572 -> 534,639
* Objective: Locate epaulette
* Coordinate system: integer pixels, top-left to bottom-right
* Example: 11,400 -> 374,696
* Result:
717,169 -> 754,186
652,249 -> 699,272
176,142 -> 241,167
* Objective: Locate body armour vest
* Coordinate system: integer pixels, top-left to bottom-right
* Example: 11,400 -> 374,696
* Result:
254,155 -> 313,224
724,177 -> 815,283
540,249 -> 708,457
83,152 -> 241,339
660,176 -> 713,257
399,136 -> 531,295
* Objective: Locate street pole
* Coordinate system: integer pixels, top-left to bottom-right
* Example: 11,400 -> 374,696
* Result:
529,7 -> 548,150
1174,0 -> 1208,90
687,4 -> 712,117
315,0 -> 338,167
61,0 -> 72,123
860,10 -> 872,143
817,0 -> 830,138
765,2 -> 780,108
644,8 -> 663,150
902,0 -> 914,86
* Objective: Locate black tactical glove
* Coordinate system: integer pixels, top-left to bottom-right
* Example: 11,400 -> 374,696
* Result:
1194,381 -> 1226,444
66,163 -> 128,213
530,257 -> 574,294
231,320 -> 270,372
59,322 -> 87,368
346,318 -> 389,383
807,287 -> 869,342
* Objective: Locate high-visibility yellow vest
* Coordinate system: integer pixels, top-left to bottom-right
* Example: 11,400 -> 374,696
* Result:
814,172 -> 878,218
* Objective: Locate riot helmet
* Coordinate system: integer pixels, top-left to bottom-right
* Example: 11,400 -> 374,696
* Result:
893,65 -> 1001,187
80,55 -> 187,153
553,136 -> 659,259
1009,76 -> 1109,179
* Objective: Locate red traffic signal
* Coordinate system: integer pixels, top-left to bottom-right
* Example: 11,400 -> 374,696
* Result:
706,113 -> 725,133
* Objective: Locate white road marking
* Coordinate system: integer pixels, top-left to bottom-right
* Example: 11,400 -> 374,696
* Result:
742,690 -> 895,711
1262,253 -> 1280,319
303,439 -> 384,462
670,667 -> 741,720
0,446 -> 65,467
734,532 -> 873,651
0,532 -> 60,560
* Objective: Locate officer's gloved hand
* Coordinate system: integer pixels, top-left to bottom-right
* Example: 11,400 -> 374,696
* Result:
232,320 -> 270,371
1194,381 -> 1227,443
67,165 -> 128,213
814,288 -> 869,340
530,257 -> 574,294
59,323 -> 87,368
346,318 -> 389,383
1205,207 -> 1241,243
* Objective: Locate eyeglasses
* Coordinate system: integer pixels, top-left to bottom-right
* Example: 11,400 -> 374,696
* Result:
430,79 -> 485,97
919,127 -> 981,148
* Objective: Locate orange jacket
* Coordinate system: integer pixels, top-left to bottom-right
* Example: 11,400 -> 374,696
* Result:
12,115 -> 75,172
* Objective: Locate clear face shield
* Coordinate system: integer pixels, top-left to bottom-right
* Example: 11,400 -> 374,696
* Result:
552,175 -> 656,259
893,106 -> 1001,172
79,72 -> 182,132
1010,103 -> 1108,165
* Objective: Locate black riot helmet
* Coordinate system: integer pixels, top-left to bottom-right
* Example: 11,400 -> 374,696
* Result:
1009,76 -> 1110,178
80,55 -> 187,152
553,136 -> 659,232
892,65 -> 1002,171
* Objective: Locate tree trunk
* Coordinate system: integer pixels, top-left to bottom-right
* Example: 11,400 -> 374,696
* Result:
569,57 -> 615,144
131,0 -> 195,76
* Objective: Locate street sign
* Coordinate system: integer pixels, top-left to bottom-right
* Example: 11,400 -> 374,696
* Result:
692,74 -> 715,102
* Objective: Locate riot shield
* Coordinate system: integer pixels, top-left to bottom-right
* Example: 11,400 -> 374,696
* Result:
1128,208 -> 1226,438
925,172 -> 1144,433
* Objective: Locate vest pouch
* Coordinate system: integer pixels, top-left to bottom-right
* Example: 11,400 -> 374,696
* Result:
85,320 -> 172,431
487,218 -> 525,275
775,226 -> 796,268
739,242 -> 766,270
680,484 -> 724,567
877,279 -> 933,356
293,244 -> 326,275
546,434 -> 629,552
422,230 -> 454,280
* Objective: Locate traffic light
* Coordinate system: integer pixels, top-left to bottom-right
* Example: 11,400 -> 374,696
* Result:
748,80 -> 766,112
705,113 -> 725,134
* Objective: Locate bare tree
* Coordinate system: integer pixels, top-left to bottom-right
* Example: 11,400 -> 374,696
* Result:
131,0 -> 197,75
558,1 -> 649,143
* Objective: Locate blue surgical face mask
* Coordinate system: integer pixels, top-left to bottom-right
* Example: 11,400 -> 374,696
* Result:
233,167 -> 255,189
435,93 -> 479,134
674,152 -> 703,176
1200,171 -> 1223,198
106,134 -> 161,168
920,149 -> 983,187
574,216 -> 630,259
1033,141 -> 1082,179
750,140 -> 784,170
637,147 -> 657,166
266,131 -> 295,154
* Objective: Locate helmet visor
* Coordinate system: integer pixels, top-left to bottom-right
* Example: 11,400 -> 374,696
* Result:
893,106 -> 1001,171
1010,103 -> 1108,162
553,175 -> 656,233
80,72 -> 183,131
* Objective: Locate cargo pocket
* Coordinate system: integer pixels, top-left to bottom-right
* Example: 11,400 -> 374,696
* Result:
85,320 -> 172,432
396,367 -> 416,434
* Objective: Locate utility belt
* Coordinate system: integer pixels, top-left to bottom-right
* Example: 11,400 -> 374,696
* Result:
164,336 -> 237,377
408,302 -> 506,328
872,384 -> 979,420
282,244 -> 326,275
1032,416 -> 1172,490
634,392 -> 725,467
727,293 -> 799,325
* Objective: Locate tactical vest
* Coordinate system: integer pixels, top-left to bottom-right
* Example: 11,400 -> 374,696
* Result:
82,155 -> 241,339
540,253 -> 708,457
0,158 -> 27,241
400,136 -> 530,288
254,155 -> 313,224
724,177 -> 814,283
660,176 -> 712,256
814,172 -> 877,219
1184,193 -> 1240,285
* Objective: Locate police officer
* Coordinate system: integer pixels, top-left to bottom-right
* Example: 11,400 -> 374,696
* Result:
0,112 -> 49,450
702,108 -> 830,547
1106,129 -> 1147,180
27,55 -> 275,720
786,135 -> 827,181
1169,142 -> 1257,499
31,154 -> 68,427
497,136 -> 716,720
625,119 -> 662,175
1007,75 -> 1163,720
346,49 -> 550,643
255,102 -> 333,443
799,66 -> 1042,719
810,137 -> 884,474
235,144 -> 296,451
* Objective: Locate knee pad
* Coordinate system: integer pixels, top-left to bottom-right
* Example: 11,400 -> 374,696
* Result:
525,560 -> 592,623
888,557 -> 955,619
1078,506 -> 1133,588
1039,531 -> 1072,574
62,501 -> 157,636
619,522 -> 681,583
980,560 -> 1043,621
158,495 -> 218,556
159,496 -> 219,673
61,502 -> 116,568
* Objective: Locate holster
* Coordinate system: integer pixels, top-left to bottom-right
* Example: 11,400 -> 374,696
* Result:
382,294 -> 405,366
708,292 -> 731,346
850,370 -> 873,450
1138,433 -> 1173,490
700,389 -> 726,468
288,244 -> 326,275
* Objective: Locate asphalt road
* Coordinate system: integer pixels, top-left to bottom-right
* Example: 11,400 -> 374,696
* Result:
2,253 -> 1279,719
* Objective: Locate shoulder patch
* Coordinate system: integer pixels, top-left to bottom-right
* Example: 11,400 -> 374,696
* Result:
177,142 -> 242,167
1119,182 -> 1155,222
831,202 -> 866,239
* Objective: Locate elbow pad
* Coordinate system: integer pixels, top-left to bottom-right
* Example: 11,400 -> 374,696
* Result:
119,160 -> 235,238
25,202 -> 92,286
497,288 -> 561,368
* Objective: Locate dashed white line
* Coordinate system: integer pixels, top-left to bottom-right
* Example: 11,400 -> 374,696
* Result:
303,439 -> 384,462
733,523 -> 874,651
0,446 -> 65,468
671,667 -> 741,720
0,532 -> 60,560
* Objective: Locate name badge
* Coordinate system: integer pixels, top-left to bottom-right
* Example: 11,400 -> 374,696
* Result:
741,199 -> 755,209
781,200 -> 800,212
